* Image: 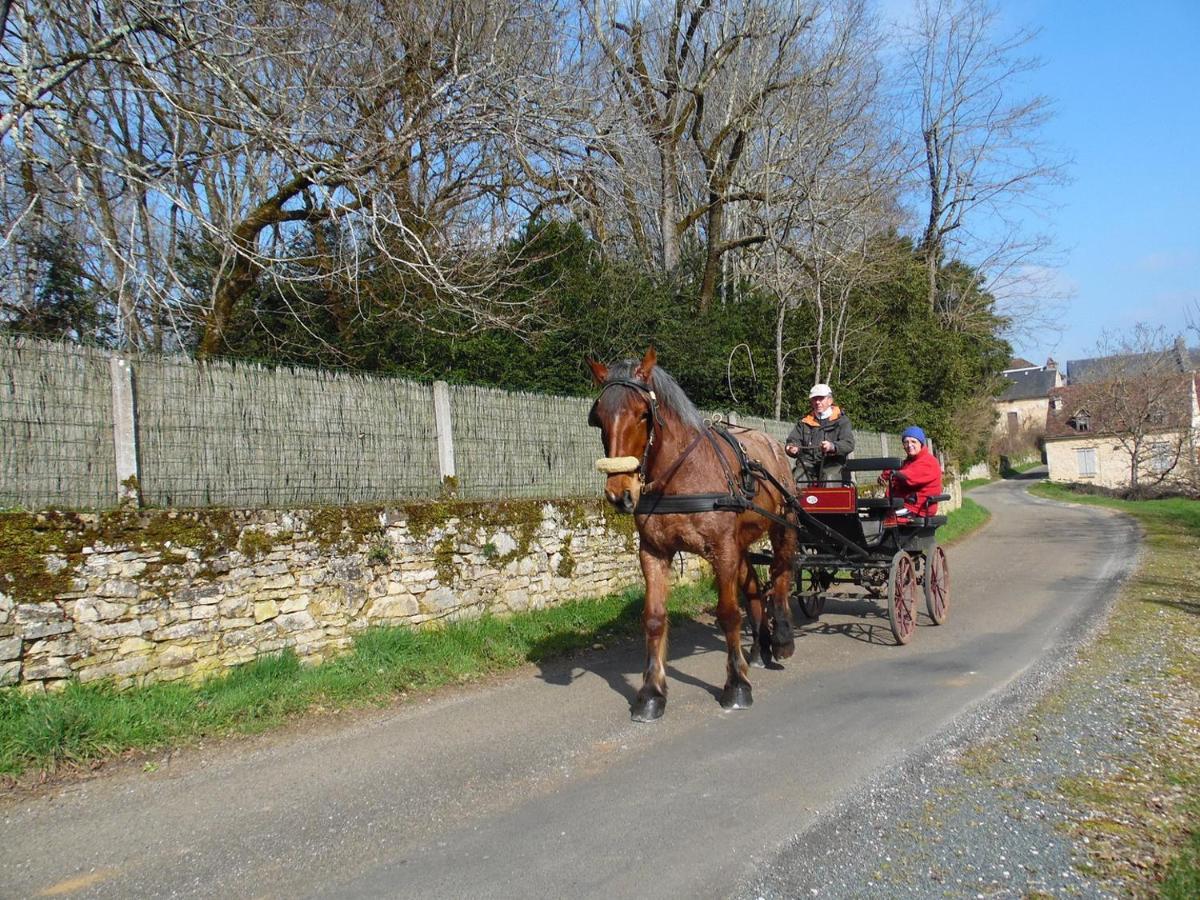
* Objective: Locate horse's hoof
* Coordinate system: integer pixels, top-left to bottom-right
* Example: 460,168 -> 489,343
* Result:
720,683 -> 753,710
631,694 -> 666,722
772,621 -> 796,660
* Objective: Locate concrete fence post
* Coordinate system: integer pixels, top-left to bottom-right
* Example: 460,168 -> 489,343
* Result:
432,380 -> 456,485
726,411 -> 739,426
880,434 -> 888,456
110,357 -> 141,505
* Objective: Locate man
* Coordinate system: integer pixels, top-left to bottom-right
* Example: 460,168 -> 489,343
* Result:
785,383 -> 855,485
879,426 -> 943,516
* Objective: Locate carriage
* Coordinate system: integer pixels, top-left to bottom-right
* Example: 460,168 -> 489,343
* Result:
752,457 -> 951,646
587,348 -> 952,721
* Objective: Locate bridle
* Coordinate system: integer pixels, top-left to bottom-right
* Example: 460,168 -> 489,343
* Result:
590,378 -> 665,479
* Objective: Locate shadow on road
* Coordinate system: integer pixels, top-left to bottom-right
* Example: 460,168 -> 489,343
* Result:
529,615 -> 732,711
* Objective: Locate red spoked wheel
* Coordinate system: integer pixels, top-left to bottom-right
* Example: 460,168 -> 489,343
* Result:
887,551 -> 917,645
923,545 -> 949,625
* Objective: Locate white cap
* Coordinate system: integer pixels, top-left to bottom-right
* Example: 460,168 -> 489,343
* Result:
809,383 -> 832,398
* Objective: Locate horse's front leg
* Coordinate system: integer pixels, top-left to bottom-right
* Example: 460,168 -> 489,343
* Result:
740,558 -> 772,669
632,547 -> 672,722
716,555 -> 753,709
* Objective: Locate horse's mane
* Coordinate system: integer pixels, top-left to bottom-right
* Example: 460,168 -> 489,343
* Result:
602,360 -> 705,431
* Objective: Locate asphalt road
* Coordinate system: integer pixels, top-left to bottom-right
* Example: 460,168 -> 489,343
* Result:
0,476 -> 1139,899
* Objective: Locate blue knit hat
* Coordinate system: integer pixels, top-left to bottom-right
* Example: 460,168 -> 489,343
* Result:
901,426 -> 927,445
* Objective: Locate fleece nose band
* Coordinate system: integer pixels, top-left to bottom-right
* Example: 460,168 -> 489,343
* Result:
596,456 -> 640,474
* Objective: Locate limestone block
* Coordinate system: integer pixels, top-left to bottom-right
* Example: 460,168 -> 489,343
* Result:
21,621 -> 74,640
254,600 -> 280,623
0,661 -> 19,686
276,611 -> 318,633
218,597 -> 251,617
98,580 -> 140,599
117,637 -> 155,655
424,586 -> 458,612
23,657 -> 72,680
190,604 -> 218,621
254,574 -> 296,592
113,559 -> 147,578
14,603 -> 62,625
367,594 -> 419,620
77,654 -> 152,683
490,532 -> 518,556
194,584 -> 222,604
81,620 -> 145,641
26,635 -> 81,658
154,621 -> 212,641
253,561 -> 290,578
158,644 -> 195,668
44,554 -> 69,575
0,636 -> 20,660
280,595 -> 310,614
75,598 -> 130,623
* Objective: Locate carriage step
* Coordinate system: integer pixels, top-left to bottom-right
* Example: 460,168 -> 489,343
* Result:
748,550 -> 774,566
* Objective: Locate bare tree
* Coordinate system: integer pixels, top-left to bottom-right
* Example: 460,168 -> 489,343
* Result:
1069,325 -> 1197,494
2,0 -> 576,354
581,0 -> 832,311
903,0 -> 1066,332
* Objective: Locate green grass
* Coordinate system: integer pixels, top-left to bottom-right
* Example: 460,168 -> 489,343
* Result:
1161,828 -> 1200,899
0,580 -> 715,777
938,497 -> 989,544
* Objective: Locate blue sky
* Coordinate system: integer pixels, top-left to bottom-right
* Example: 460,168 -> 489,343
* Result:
989,0 -> 1199,365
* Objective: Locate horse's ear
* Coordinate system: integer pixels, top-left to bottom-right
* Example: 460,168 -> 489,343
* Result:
635,346 -> 657,382
586,356 -> 608,385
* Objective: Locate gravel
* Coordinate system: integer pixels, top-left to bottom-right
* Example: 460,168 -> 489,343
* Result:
737,540 -> 1192,899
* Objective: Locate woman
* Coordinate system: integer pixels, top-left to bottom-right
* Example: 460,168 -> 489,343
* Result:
880,426 -> 943,516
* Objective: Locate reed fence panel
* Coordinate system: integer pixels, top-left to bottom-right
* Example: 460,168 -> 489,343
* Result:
0,338 -> 116,509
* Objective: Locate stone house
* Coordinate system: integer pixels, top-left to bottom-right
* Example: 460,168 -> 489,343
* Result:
993,357 -> 1063,437
1043,372 -> 1200,491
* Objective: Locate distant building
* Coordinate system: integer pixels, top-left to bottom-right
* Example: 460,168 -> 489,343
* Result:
994,357 -> 1063,436
1044,341 -> 1200,491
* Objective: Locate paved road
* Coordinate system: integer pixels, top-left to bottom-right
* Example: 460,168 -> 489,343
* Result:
1,477 -> 1138,899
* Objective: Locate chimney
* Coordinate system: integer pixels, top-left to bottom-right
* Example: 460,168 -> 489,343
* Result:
1045,357 -> 1057,370
1175,336 -> 1188,371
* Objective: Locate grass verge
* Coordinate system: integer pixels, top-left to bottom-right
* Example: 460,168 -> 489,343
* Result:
0,580 -> 714,779
960,476 -> 994,492
1025,482 -> 1200,895
938,496 -> 989,544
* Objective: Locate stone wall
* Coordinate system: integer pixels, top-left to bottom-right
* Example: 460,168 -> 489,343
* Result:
0,500 -> 705,692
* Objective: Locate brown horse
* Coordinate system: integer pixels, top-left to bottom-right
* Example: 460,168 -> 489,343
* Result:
587,348 -> 798,721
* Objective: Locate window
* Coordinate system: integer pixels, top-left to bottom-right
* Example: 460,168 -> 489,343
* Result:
1007,411 -> 1019,432
1068,409 -> 1091,432
1149,442 -> 1172,473
1076,447 -> 1097,477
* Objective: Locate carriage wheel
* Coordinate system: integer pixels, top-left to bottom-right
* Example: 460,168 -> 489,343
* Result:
923,545 -> 950,625
797,568 -> 826,620
887,551 -> 917,645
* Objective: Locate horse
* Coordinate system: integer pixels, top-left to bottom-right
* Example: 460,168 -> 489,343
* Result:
586,347 -> 798,721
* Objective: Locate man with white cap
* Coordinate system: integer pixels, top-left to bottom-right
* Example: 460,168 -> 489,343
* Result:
785,383 -> 855,485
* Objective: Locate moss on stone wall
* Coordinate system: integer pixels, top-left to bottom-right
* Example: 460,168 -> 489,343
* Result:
1,498 -> 626,605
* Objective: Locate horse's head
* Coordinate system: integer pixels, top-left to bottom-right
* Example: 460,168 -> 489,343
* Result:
586,347 -> 660,513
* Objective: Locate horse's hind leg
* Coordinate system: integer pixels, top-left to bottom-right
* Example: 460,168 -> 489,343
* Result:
716,555 -> 753,709
632,548 -> 672,722
768,521 -> 798,660
741,558 -> 772,669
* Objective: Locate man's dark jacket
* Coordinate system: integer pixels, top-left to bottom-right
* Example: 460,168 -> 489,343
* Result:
786,406 -> 855,484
